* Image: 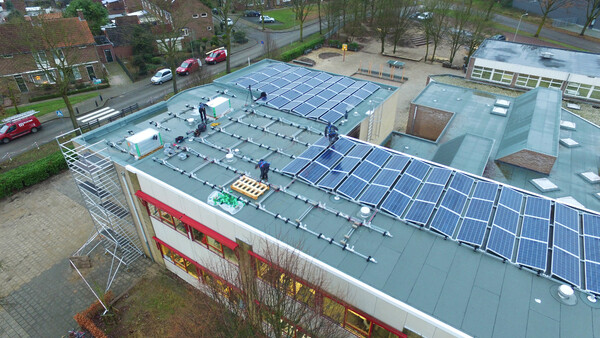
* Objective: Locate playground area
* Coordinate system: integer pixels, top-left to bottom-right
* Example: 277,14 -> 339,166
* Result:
300,36 -> 464,132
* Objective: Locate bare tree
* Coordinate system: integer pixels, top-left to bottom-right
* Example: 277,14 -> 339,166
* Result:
199,240 -> 348,338
447,0 -> 473,64
291,0 -> 315,42
143,0 -> 190,94
391,0 -> 417,54
579,0 -> 600,35
464,11 -> 494,62
218,0 -> 244,73
324,0 -> 343,38
263,31 -> 279,59
0,78 -> 22,116
534,0 -> 573,37
422,0 -> 451,63
374,0 -> 398,54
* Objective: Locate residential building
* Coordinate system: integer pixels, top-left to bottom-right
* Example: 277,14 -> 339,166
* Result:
0,16 -> 104,96
62,60 -> 600,338
466,39 -> 600,102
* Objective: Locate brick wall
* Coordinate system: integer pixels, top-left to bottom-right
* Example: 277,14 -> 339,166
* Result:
406,104 -> 453,142
497,149 -> 556,174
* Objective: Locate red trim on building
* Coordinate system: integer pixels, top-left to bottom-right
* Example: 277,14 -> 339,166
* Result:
153,236 -> 198,268
181,215 -> 238,250
135,190 -> 184,219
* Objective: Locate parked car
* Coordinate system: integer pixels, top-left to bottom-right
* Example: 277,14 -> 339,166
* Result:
205,48 -> 227,64
245,10 -> 260,17
151,69 -> 173,84
259,15 -> 275,23
490,34 -> 507,41
176,58 -> 201,75
0,111 -> 41,144
222,18 -> 233,26
417,12 -> 433,20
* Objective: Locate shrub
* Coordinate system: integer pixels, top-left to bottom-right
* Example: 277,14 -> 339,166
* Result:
29,84 -> 110,102
233,31 -> 247,44
348,42 -> 359,51
150,56 -> 163,64
328,39 -> 341,48
280,36 -> 325,62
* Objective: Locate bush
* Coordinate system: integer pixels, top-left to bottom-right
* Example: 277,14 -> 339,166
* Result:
150,56 -> 163,64
0,150 -> 68,199
233,31 -> 248,44
348,42 -> 359,51
29,84 -> 110,102
280,36 -> 325,62
328,39 -> 341,48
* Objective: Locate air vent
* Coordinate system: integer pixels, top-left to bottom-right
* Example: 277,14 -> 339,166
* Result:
531,178 -> 559,192
540,51 -> 554,59
560,120 -> 576,130
559,138 -> 579,148
491,106 -> 508,116
126,128 -> 163,159
494,99 -> 510,108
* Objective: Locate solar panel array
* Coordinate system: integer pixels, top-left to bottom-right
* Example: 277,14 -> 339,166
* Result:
231,63 -> 380,123
281,135 -> 600,295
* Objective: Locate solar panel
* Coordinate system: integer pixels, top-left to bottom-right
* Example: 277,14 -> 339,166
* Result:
487,226 -> 516,260
281,158 -> 310,175
362,82 -> 380,94
315,149 -> 343,168
385,155 -> 410,171
333,157 -> 361,172
268,97 -> 291,109
457,218 -> 488,246
405,200 -> 436,225
551,247 -> 580,287
306,108 -> 328,119
293,103 -> 315,116
366,148 -> 390,166
294,83 -> 313,94
353,89 -> 371,100
331,138 -> 355,154
337,77 -> 355,87
583,213 -> 600,237
372,169 -> 401,187
492,205 -> 519,234
313,72 -> 331,82
358,185 -> 389,206
520,216 -> 549,242
426,168 -> 452,185
281,90 -> 302,100
472,182 -> 498,201
306,96 -> 327,107
313,137 -> 330,147
381,190 -> 412,218
305,78 -> 324,88
404,160 -> 430,180
318,89 -> 336,100
465,199 -> 494,221
498,188 -> 523,212
440,189 -> 468,213
329,83 -> 346,93
584,236 -> 600,263
416,184 -> 444,203
394,175 -> 421,197
524,197 -> 551,219
347,144 -> 371,158
337,175 -> 368,200
320,111 -> 344,124
353,161 -> 379,181
317,171 -> 346,190
585,261 -> 600,294
298,162 -> 328,184
430,208 -> 461,237
272,78 -> 290,87
342,95 -> 363,107
298,145 -> 325,160
553,223 -> 579,256
516,238 -> 547,270
555,203 -> 579,231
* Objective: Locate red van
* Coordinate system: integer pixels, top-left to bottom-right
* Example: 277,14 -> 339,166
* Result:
0,111 -> 42,144
176,58 -> 201,75
205,48 -> 227,65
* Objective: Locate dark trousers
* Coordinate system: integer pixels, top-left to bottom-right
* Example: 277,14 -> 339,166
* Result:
200,108 -> 207,123
260,167 -> 269,180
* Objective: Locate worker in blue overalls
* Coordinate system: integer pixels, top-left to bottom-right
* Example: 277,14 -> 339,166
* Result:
256,159 -> 270,181
325,122 -> 339,146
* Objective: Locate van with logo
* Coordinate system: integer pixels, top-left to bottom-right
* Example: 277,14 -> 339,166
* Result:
0,111 -> 42,144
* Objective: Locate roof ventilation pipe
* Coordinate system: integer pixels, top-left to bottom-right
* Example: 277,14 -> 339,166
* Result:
552,284 -> 577,305
558,285 -> 574,299
358,206 -> 371,219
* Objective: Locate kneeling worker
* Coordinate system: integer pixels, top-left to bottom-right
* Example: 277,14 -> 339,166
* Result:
256,159 -> 270,181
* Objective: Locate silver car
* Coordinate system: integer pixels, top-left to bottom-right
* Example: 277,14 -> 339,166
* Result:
151,69 -> 173,85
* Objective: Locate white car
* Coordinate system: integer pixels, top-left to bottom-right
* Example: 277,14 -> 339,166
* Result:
224,18 -> 233,26
151,69 -> 173,85
417,12 -> 433,20
259,15 -> 275,23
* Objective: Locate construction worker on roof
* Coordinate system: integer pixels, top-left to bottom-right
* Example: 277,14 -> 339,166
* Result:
325,122 -> 339,146
255,159 -> 270,181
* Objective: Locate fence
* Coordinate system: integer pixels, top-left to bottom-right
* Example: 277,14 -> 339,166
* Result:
79,103 -> 140,132
552,17 -> 578,27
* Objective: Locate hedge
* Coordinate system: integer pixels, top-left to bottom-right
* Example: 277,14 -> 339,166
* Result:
0,151 -> 68,199
280,36 -> 325,62
29,84 -> 110,102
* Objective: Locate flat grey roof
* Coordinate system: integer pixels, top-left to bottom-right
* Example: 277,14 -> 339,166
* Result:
73,63 -> 600,338
472,39 -> 600,77
394,81 -> 600,213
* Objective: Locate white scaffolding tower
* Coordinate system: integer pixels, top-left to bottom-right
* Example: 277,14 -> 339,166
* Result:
57,130 -> 145,292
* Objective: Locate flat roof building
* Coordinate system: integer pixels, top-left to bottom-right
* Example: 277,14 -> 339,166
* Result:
63,61 -> 600,338
466,39 -> 600,103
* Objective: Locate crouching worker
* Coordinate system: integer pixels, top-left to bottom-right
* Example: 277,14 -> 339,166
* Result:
325,122 -> 339,146
255,159 -> 270,181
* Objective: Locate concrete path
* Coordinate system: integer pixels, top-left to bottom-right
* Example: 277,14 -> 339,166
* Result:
0,172 -> 152,337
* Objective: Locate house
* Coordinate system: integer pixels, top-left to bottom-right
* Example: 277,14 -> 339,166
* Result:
0,15 -> 104,96
466,39 -> 600,103
61,60 -> 600,338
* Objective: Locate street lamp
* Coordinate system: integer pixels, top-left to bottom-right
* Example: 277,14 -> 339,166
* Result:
513,12 -> 528,42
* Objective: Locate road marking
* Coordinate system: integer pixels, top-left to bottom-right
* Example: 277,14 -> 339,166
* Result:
78,107 -> 116,124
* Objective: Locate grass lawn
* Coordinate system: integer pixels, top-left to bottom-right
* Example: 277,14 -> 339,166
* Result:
491,22 -> 588,51
2,92 -> 99,120
264,7 -> 320,30
0,141 -> 60,173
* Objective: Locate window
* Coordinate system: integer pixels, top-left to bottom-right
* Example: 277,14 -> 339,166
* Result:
72,67 -> 82,80
566,82 -> 592,98
157,242 -> 199,278
372,324 -> 400,338
590,87 -> 600,101
148,203 -> 160,218
53,49 -> 65,66
323,296 -> 345,324
346,309 -> 371,337
190,226 -> 238,264
2,54 -> 13,58
173,217 -> 187,234
181,27 -> 190,36
30,72 -> 53,85
14,75 -> 28,92
538,77 -> 562,89
490,69 -> 514,84
516,74 -> 541,88
159,209 -> 174,224
86,65 -> 96,80
34,51 -> 49,68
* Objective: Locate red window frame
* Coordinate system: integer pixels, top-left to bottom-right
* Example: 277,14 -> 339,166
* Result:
250,251 -> 406,338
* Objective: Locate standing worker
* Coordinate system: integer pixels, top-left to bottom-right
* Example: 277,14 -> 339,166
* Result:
198,102 -> 207,124
324,122 -> 339,146
255,159 -> 270,181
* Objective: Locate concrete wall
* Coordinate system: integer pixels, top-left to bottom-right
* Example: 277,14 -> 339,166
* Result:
358,89 -> 400,145
128,166 -> 470,338
406,104 -> 453,142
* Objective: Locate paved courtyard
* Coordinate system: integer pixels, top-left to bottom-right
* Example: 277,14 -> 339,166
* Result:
0,172 -> 151,338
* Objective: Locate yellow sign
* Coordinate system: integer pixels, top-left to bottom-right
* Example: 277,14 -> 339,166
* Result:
342,44 -> 348,51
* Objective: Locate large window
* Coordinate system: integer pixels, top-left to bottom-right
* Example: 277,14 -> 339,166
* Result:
471,66 -> 514,85
34,51 -> 49,68
515,74 -> 539,88
566,82 -> 593,99
159,242 -> 198,278
30,72 -> 53,85
538,77 -> 562,89
14,75 -> 28,92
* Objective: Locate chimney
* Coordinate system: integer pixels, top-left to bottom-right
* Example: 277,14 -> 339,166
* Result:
77,9 -> 84,21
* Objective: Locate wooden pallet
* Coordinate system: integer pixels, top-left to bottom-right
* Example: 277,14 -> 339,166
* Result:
231,175 -> 269,200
